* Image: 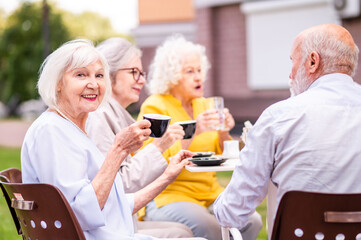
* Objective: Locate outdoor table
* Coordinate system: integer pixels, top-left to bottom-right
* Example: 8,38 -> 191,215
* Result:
185,158 -> 239,172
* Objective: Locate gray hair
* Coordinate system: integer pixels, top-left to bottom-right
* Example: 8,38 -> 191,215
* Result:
301,29 -> 359,77
96,37 -> 142,82
37,39 -> 111,109
147,34 -> 211,95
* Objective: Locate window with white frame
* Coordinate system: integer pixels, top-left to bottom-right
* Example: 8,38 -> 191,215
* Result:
241,0 -> 340,90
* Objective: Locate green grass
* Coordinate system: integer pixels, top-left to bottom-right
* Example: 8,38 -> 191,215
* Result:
0,148 -> 268,240
0,147 -> 22,240
217,171 -> 268,240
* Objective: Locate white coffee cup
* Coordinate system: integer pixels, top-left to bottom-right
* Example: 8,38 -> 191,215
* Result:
222,140 -> 240,159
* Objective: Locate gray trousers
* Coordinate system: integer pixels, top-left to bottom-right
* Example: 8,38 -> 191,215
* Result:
136,219 -> 194,238
145,201 -> 262,240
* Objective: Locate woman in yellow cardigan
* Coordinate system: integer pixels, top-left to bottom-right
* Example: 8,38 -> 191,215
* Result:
138,35 -> 262,240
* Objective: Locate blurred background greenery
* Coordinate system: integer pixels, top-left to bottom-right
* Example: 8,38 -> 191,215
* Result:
0,147 -> 22,240
0,0 -> 131,115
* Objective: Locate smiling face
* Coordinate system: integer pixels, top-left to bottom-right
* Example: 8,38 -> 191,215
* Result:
56,60 -> 106,120
112,57 -> 146,108
170,53 -> 203,102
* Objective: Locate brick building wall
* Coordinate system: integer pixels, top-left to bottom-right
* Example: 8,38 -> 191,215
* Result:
133,1 -> 361,125
195,4 -> 289,123
211,5 -> 247,98
194,7 -> 214,98
343,17 -> 361,84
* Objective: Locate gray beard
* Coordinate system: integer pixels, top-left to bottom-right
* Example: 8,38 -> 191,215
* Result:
290,65 -> 310,96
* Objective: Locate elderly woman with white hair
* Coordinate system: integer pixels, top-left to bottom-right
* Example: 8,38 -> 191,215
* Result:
138,35 -> 262,240
86,37 -> 193,237
21,39 -> 203,240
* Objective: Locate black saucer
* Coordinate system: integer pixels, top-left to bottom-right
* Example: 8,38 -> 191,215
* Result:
190,156 -> 227,166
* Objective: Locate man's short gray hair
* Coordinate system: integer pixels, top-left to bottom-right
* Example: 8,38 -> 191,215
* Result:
147,34 -> 211,95
301,29 -> 359,77
37,39 -> 111,109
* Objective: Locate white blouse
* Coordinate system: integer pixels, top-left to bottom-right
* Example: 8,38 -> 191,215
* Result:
21,111 -> 154,240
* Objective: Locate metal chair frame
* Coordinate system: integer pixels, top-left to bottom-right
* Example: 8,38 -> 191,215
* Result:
0,168 -> 23,235
221,226 -> 243,240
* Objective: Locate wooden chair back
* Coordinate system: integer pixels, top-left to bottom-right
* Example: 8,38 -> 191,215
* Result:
271,190 -> 361,240
0,168 -> 86,240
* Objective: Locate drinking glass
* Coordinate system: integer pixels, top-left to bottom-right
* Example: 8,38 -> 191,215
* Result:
205,96 -> 225,130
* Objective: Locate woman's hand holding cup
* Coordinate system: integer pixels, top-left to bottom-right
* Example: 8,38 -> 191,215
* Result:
152,124 -> 185,153
221,108 -> 235,132
194,109 -> 221,135
113,120 -> 151,155
204,96 -> 226,130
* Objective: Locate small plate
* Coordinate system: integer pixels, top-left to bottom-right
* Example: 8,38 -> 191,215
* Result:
192,152 -> 215,158
190,156 -> 227,166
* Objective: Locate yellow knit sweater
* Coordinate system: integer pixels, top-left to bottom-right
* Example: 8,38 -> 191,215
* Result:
137,94 -> 224,214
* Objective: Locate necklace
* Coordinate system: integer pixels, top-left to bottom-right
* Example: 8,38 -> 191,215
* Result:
54,107 -> 87,135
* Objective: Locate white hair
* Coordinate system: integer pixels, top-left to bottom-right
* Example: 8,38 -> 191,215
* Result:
301,29 -> 359,77
96,37 -> 142,82
37,39 -> 111,109
147,34 -> 210,95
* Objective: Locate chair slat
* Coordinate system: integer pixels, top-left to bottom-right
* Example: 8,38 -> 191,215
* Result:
11,198 -> 34,210
324,211 -> 361,223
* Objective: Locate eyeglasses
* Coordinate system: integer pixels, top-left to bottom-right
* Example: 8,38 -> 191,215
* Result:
118,67 -> 146,82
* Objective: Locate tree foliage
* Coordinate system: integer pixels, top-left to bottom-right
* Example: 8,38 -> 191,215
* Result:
0,1 -> 132,113
60,10 -> 129,44
0,1 -> 71,106
0,9 -> 6,33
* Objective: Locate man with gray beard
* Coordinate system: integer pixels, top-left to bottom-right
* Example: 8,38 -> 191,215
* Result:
213,24 -> 361,237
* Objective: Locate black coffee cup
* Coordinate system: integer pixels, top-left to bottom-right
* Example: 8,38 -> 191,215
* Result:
175,120 -> 197,139
143,114 -> 171,138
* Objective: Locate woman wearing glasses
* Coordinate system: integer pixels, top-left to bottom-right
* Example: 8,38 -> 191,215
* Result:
86,37 -> 192,238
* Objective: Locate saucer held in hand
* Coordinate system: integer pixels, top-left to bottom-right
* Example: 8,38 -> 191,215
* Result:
192,152 -> 215,158
190,156 -> 227,166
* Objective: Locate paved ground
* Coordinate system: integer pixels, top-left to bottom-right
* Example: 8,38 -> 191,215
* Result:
0,119 -> 32,148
